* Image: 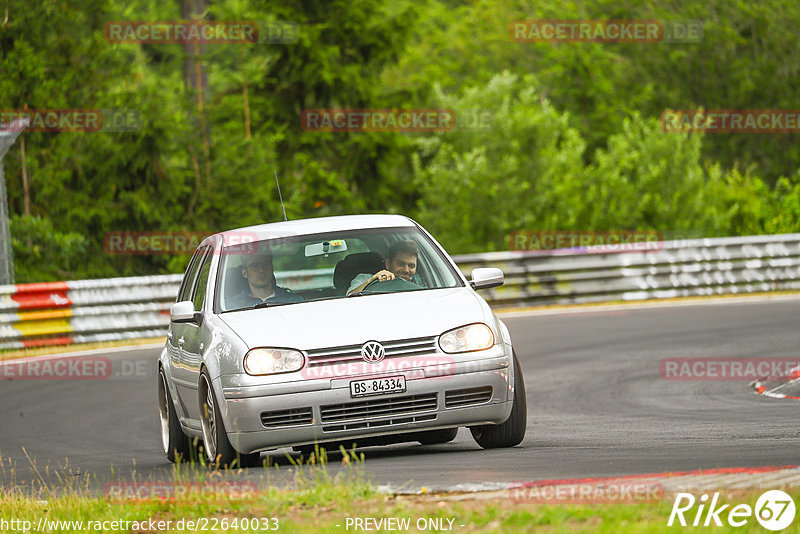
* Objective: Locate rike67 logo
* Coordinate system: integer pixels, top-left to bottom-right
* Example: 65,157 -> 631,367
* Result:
668,490 -> 796,530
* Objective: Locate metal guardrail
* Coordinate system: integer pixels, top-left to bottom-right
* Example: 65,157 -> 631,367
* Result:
1,234 -> 799,350
456,234 -> 800,307
0,275 -> 181,350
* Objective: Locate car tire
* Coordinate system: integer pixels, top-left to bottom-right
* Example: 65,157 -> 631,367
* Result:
417,428 -> 459,445
158,367 -> 197,463
199,369 -> 261,469
470,352 -> 527,449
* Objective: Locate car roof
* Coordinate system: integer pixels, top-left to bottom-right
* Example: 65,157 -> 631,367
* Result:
209,214 -> 418,246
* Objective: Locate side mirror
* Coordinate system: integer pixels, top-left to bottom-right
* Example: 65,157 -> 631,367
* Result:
170,301 -> 197,323
469,267 -> 504,290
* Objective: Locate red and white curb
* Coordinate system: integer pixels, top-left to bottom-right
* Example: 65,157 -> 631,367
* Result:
400,466 -> 800,499
752,365 -> 800,400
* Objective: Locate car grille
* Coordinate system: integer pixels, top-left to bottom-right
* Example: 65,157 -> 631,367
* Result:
260,407 -> 313,428
445,386 -> 493,408
305,336 -> 438,368
320,393 -> 438,431
322,414 -> 437,432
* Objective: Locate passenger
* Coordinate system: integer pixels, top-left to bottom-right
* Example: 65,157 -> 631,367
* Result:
347,240 -> 419,295
228,253 -> 303,309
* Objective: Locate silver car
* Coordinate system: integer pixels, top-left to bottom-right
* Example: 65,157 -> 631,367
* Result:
158,214 -> 526,467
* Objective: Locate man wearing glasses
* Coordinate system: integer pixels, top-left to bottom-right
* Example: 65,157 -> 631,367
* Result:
228,253 -> 304,309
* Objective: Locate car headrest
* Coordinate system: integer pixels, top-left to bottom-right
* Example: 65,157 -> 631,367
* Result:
224,266 -> 250,302
333,252 -> 385,291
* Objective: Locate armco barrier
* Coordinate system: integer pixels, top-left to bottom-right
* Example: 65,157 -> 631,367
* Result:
1,234 -> 799,350
457,234 -> 800,307
0,275 -> 182,350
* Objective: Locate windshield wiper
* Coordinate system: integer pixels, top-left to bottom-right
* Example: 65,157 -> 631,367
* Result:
347,290 -> 394,297
253,301 -> 294,309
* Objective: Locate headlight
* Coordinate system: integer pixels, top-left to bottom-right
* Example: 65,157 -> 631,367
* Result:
244,348 -> 304,375
439,323 -> 494,353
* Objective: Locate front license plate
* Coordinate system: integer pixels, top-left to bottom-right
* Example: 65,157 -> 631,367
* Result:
350,375 -> 406,398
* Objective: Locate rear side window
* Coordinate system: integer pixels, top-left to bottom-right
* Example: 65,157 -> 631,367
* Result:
177,246 -> 208,302
192,253 -> 213,310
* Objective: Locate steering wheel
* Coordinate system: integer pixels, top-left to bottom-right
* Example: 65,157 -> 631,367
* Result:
363,277 -> 422,292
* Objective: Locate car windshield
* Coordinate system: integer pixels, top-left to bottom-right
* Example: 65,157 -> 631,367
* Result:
216,226 -> 463,312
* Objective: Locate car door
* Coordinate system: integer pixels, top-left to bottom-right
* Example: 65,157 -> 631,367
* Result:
168,246 -> 203,384
176,247 -> 213,420
170,246 -> 210,414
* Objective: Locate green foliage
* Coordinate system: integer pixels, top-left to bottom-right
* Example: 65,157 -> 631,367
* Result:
586,117 -> 776,239
766,176 -> 800,234
392,0 -> 800,184
411,76 -> 795,254
9,215 -> 87,282
583,114 -> 709,234
414,72 -> 586,252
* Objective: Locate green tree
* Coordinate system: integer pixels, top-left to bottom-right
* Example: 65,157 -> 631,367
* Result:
413,72 -> 586,253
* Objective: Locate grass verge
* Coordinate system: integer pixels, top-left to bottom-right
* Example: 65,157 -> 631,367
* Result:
1,447 -> 796,533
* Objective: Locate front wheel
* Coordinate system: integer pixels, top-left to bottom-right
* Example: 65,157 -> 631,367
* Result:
158,367 -> 197,462
470,352 -> 527,449
199,370 -> 261,468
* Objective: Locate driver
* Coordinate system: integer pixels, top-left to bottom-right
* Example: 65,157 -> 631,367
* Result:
228,252 -> 303,309
347,240 -> 419,295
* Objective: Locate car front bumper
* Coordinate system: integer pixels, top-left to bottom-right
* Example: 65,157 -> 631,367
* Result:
219,346 -> 515,453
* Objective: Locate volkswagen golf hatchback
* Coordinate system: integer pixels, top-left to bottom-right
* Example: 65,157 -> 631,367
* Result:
158,214 -> 526,467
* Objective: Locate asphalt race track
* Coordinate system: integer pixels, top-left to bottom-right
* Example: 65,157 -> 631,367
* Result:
2,296 -> 800,493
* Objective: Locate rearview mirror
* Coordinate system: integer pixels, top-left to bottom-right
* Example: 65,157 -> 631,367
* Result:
305,239 -> 348,257
469,268 -> 504,290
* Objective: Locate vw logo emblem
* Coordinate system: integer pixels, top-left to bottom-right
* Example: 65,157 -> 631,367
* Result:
361,341 -> 385,363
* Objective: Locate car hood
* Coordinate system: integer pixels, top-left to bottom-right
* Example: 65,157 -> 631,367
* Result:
218,287 -> 486,350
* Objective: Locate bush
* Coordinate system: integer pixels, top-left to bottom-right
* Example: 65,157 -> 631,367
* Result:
413,72 -> 586,253
10,215 -> 87,282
